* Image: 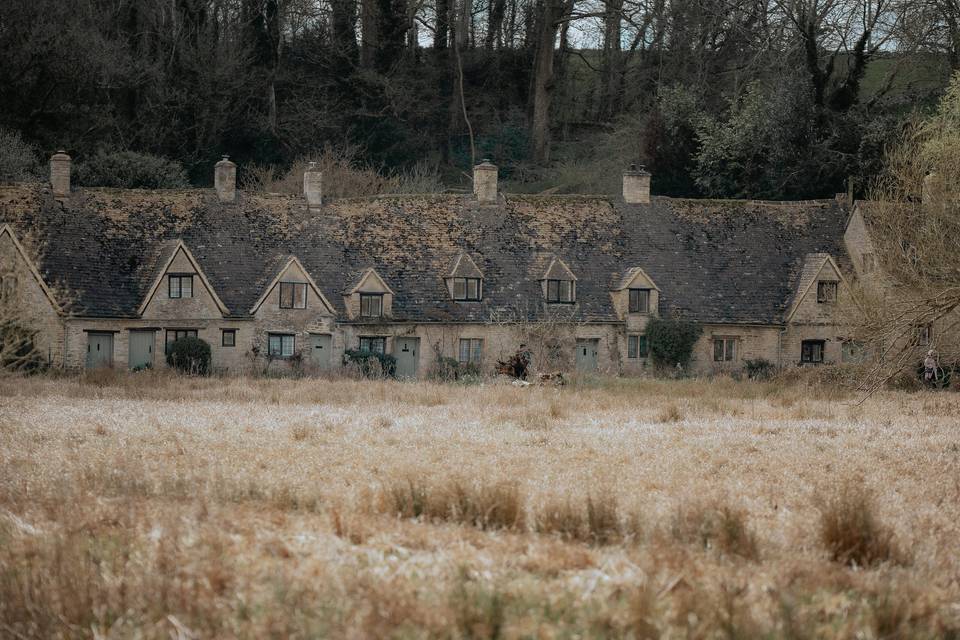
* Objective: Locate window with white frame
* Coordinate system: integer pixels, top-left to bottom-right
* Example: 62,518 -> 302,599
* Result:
453,277 -> 482,301
168,274 -> 193,299
627,335 -> 648,359
359,336 -> 386,354
458,338 -> 483,364
360,293 -> 383,317
713,337 -> 738,362
268,333 -> 295,358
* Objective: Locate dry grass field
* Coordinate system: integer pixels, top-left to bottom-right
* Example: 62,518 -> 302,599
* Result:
1,371 -> 959,639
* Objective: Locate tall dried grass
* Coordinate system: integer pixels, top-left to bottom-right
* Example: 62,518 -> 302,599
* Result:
0,373 -> 957,638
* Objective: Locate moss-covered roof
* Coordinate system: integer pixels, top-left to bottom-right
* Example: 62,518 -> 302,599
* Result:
0,185 -> 851,324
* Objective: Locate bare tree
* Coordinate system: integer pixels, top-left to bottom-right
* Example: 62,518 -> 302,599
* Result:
849,72 -> 960,388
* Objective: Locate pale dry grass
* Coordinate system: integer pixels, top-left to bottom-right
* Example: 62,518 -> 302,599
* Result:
1,373 -> 959,638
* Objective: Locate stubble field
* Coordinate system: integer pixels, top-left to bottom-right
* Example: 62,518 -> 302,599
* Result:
1,372 -> 959,638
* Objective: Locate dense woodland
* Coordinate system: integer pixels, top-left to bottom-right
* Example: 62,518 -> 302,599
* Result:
0,0 -> 956,199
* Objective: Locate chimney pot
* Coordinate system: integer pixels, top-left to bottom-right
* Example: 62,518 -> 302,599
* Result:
215,155 -> 237,203
304,162 -> 323,206
50,151 -> 71,198
622,164 -> 651,204
473,160 -> 498,204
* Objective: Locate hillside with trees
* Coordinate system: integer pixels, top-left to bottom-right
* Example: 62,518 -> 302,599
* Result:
0,0 -> 954,198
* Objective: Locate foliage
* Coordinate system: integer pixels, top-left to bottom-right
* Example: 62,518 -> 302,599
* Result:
165,336 -> 211,375
645,317 -> 702,370
0,0 -> 945,198
0,318 -> 44,372
343,349 -> 396,378
74,150 -> 189,189
0,127 -> 40,184
428,356 -> 480,382
241,146 -> 443,197
744,358 -> 775,380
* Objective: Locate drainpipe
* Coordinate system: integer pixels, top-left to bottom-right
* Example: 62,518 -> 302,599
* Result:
777,325 -> 786,371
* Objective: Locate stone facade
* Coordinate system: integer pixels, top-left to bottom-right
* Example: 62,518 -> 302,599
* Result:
0,159 -> 867,378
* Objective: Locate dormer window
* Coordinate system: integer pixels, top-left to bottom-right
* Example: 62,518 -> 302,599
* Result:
546,279 -> 575,303
360,293 -> 383,317
453,277 -> 482,301
168,274 -> 193,299
279,282 -> 307,309
817,281 -> 837,303
629,288 -> 650,313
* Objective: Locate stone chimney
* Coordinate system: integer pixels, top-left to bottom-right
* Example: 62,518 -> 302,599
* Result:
304,162 -> 322,206
473,160 -> 498,204
623,164 -> 651,204
215,155 -> 237,203
50,151 -> 71,197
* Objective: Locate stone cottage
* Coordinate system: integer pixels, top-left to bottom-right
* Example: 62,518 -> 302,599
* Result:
0,153 -> 880,377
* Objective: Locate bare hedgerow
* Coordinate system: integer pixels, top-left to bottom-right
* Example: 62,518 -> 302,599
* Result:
817,481 -> 904,567
670,501 -> 759,560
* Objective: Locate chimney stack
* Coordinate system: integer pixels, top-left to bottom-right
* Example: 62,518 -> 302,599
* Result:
50,151 -> 71,198
304,162 -> 322,206
473,160 -> 498,204
622,164 -> 651,204
215,155 -> 237,203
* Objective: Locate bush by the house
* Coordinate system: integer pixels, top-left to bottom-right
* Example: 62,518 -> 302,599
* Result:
74,149 -> 189,189
645,317 -> 703,371
744,358 -> 775,380
166,336 -> 211,375
343,349 -> 396,378
428,356 -> 482,381
0,128 -> 40,184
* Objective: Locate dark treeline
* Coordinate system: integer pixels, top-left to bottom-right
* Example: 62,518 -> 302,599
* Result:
0,0 -> 956,198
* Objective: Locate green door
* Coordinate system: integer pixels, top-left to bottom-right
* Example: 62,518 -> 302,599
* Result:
86,332 -> 114,369
394,337 -> 419,379
311,334 -> 332,370
129,330 -> 155,370
575,339 -> 599,372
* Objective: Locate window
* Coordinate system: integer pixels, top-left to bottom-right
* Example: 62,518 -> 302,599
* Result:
912,324 -> 933,346
168,274 -> 193,299
862,253 -> 876,274
713,337 -> 738,362
165,329 -> 197,353
817,281 -> 838,303
360,293 -> 383,317
546,279 -> 574,303
453,277 -> 482,301
801,340 -> 825,364
222,329 -> 236,347
279,282 -> 307,309
268,333 -> 295,358
627,335 -> 649,359
459,338 -> 483,364
628,288 -> 650,313
359,336 -> 386,354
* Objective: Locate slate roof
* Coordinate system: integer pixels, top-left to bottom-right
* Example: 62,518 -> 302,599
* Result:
0,184 -> 852,324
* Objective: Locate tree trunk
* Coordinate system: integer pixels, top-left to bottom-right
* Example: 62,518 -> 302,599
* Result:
529,0 -> 564,164
486,0 -> 506,49
598,0 -> 622,120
